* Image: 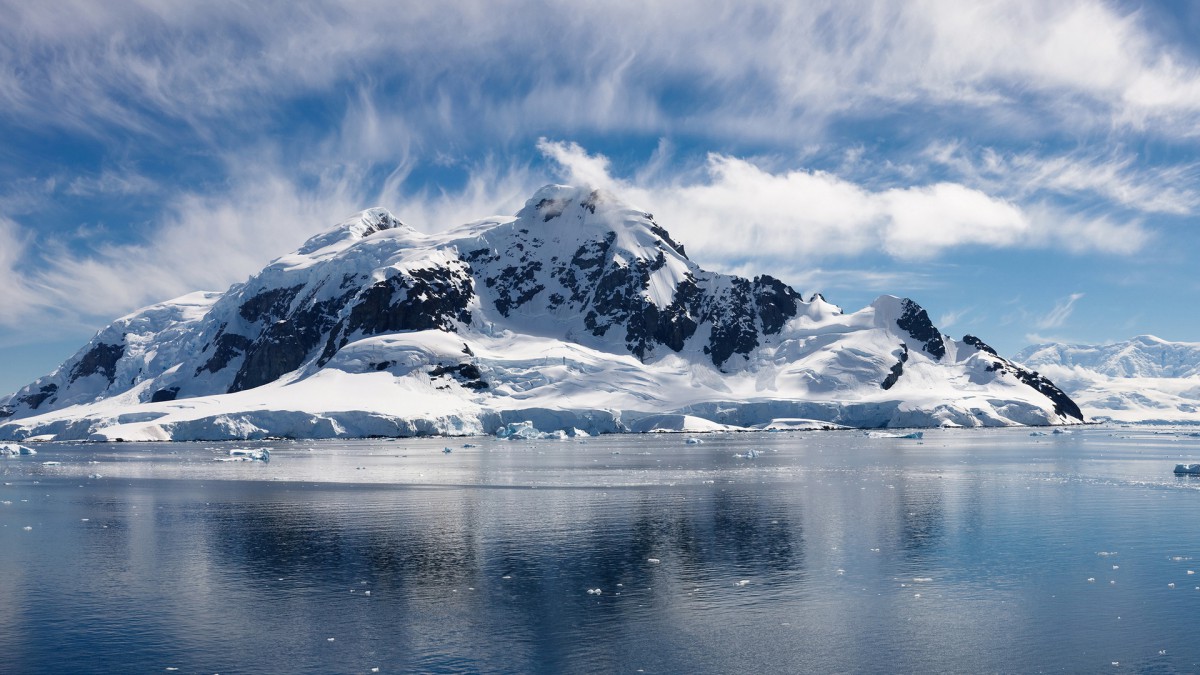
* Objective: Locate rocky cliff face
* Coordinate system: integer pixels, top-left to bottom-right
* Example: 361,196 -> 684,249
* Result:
0,185 -> 1084,440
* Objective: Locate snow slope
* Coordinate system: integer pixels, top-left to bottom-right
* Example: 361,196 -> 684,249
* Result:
0,185 -> 1083,441
1015,336 -> 1200,424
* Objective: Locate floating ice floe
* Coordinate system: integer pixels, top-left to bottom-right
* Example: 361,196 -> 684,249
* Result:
684,438 -> 703,445
0,443 -> 37,457
442,447 -> 453,454
734,449 -> 761,459
494,421 -> 583,440
1174,463 -> 1200,475
215,448 -> 270,462
865,431 -> 924,439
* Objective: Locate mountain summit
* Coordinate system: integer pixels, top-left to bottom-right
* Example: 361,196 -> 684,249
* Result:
1,185 -> 1082,441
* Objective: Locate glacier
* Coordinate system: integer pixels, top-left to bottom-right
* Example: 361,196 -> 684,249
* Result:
0,184 -> 1083,441
1015,336 -> 1200,424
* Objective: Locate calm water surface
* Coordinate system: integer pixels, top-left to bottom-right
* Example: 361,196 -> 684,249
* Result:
2,427 -> 1200,673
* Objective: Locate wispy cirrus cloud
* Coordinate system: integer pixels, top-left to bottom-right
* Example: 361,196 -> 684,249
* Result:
5,1 -> 1200,146
1037,293 -> 1086,330
924,142 -> 1200,216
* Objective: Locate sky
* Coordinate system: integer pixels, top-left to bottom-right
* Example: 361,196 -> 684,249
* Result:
3,0 -> 1200,395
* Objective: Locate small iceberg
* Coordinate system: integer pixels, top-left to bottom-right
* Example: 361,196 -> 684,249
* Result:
216,448 -> 270,462
865,431 -> 924,440
1174,464 -> 1200,475
0,443 -> 37,457
496,421 -> 549,440
734,449 -> 761,459
442,447 -> 453,454
494,421 -> 585,440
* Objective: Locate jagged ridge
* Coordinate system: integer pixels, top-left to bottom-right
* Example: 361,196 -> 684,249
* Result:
0,185 -> 1084,440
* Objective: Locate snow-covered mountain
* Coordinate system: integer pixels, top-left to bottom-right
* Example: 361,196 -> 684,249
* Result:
0,185 -> 1082,441
1015,336 -> 1200,424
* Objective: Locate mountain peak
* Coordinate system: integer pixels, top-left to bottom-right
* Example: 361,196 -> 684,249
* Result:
295,207 -> 410,257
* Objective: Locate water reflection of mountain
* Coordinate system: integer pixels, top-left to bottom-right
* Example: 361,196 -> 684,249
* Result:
198,482 -> 805,668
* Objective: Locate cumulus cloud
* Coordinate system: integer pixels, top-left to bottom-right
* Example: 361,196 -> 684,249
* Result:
538,140 -> 1149,264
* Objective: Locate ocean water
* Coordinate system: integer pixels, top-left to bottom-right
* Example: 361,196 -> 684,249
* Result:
2,427 -> 1200,673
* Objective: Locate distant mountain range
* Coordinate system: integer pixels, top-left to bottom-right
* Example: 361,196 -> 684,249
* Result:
0,184 -> 1082,441
1015,336 -> 1200,424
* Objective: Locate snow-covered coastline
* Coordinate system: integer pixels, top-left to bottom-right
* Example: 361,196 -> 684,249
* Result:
1,185 -> 1084,442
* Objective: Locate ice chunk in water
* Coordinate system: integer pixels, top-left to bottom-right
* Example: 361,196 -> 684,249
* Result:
0,443 -> 37,457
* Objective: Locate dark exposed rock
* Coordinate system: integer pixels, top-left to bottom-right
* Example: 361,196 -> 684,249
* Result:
238,285 -> 303,323
374,361 -> 392,371
579,190 -> 602,214
429,363 -> 488,390
345,265 -> 473,336
962,335 -> 998,356
985,358 -> 1084,421
650,222 -> 687,259
0,404 -> 12,418
896,299 -> 945,360
232,289 -> 356,392
151,387 -> 179,403
881,344 -> 909,390
197,332 -> 253,376
706,278 -> 759,367
753,275 -> 802,335
536,197 -> 569,221
556,233 -> 616,306
490,261 -> 544,317
16,383 -> 57,410
316,263 -> 476,368
69,342 -> 125,384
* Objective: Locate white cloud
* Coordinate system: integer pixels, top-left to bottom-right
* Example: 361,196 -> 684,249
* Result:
1037,293 -> 1085,330
5,1 -> 1200,146
536,139 -> 617,191
0,217 -> 37,328
536,142 -> 1148,266
924,142 -> 1200,216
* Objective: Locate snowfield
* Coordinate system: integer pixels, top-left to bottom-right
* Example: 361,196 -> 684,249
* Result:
1,185 -> 1083,441
1015,336 -> 1200,424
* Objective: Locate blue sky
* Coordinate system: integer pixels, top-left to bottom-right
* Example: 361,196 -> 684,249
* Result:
3,0 -> 1200,394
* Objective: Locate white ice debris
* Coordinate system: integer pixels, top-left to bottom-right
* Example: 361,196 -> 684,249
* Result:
495,421 -> 558,440
734,449 -> 760,459
216,448 -> 270,462
0,443 -> 36,457
865,431 -> 924,439
684,438 -> 703,445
